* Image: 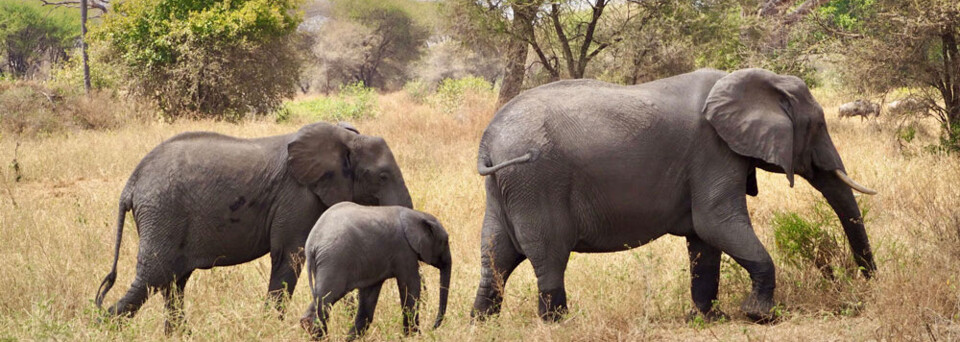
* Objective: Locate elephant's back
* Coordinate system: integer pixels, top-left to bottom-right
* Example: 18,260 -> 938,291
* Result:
483,82 -> 701,167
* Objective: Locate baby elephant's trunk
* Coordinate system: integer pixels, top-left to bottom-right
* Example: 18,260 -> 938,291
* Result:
433,250 -> 452,329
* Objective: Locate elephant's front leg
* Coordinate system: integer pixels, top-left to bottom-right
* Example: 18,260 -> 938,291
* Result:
692,192 -> 777,322
397,273 -> 422,335
686,235 -> 727,321
267,248 -> 304,316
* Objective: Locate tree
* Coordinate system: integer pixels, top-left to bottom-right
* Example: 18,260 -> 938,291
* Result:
40,0 -> 111,93
823,0 -> 960,148
303,0 -> 430,91
92,0 -> 303,118
0,0 -> 79,79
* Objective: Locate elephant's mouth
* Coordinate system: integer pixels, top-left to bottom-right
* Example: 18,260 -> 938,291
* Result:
832,169 -> 877,195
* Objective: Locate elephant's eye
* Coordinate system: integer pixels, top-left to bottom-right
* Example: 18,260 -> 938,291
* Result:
379,172 -> 390,182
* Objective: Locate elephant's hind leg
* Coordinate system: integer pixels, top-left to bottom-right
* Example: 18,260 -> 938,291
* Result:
161,270 -> 193,335
109,279 -> 150,318
686,235 -> 726,321
348,281 -> 384,340
472,180 -> 526,320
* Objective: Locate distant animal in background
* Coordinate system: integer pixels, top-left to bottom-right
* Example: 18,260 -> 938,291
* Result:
887,97 -> 926,116
838,99 -> 880,120
300,203 -> 451,340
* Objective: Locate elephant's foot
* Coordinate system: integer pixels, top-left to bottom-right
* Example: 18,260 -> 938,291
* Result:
686,308 -> 729,323
740,293 -> 778,323
537,289 -> 568,322
300,317 -> 323,341
163,320 -> 190,336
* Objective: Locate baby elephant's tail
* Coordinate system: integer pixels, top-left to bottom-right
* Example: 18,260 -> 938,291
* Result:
477,148 -> 540,176
95,193 -> 132,309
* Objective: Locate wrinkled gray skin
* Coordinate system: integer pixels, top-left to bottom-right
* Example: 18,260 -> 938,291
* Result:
838,99 -> 880,120
95,122 -> 413,333
471,68 -> 877,323
299,202 -> 451,341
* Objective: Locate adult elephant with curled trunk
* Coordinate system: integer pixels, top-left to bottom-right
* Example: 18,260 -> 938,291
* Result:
95,122 -> 413,332
471,68 -> 877,323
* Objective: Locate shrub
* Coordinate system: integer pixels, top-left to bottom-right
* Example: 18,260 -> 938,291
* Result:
277,82 -> 378,123
772,200 -> 852,280
0,81 -> 143,136
402,79 -> 431,104
431,76 -> 494,115
92,0 -> 303,119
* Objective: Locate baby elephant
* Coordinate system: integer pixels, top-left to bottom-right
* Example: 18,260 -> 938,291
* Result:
300,202 -> 452,340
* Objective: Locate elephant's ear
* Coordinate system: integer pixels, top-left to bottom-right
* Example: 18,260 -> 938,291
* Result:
402,212 -> 446,264
703,68 -> 803,186
287,123 -> 355,206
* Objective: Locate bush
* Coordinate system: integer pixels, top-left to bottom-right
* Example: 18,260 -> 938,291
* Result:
402,79 -> 431,104
92,0 -> 303,119
277,82 -> 378,123
772,200 -> 852,280
431,76 -> 494,115
0,81 -> 144,136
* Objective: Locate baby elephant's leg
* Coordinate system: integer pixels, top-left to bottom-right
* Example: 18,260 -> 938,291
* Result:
347,281 -> 384,340
300,284 -> 347,341
397,273 -> 422,335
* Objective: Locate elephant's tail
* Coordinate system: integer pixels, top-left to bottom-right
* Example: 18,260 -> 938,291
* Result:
95,192 -> 132,309
478,148 -> 540,176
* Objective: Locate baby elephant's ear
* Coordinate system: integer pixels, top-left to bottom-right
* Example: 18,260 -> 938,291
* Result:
403,212 -> 440,264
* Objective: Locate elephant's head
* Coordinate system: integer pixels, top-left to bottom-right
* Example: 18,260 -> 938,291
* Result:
402,210 -> 451,329
702,68 -> 877,278
287,122 -> 413,209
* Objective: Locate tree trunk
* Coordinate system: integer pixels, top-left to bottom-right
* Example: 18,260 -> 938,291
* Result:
496,1 -> 539,108
81,0 -> 91,93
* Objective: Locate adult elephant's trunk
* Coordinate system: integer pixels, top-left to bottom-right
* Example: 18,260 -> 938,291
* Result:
432,249 -> 452,329
809,168 -> 877,278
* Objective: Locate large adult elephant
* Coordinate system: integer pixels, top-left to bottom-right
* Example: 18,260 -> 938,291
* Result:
95,122 -> 412,332
470,68 -> 877,322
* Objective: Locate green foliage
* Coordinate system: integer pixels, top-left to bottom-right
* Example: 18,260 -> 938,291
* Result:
0,0 -> 79,79
93,0 -> 304,118
431,76 -> 493,115
402,79 -> 431,104
772,200 -> 865,279
49,44 -> 123,95
277,82 -> 378,123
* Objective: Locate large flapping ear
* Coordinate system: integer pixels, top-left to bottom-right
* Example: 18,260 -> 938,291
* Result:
703,68 -> 804,186
402,211 -> 447,264
287,123 -> 356,206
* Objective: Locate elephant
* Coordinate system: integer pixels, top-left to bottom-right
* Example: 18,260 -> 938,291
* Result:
94,122 -> 413,332
299,202 -> 451,340
838,99 -> 880,120
470,68 -> 877,323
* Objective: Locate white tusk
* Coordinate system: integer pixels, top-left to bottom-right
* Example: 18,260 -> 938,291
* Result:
833,169 -> 878,195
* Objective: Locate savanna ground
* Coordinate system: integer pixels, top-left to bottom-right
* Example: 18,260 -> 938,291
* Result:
1,89 -> 959,341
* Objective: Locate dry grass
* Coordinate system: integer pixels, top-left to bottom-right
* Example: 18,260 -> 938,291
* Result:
1,90 -> 958,341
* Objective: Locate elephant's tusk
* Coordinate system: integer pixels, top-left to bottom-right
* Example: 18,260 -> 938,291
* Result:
833,169 -> 878,195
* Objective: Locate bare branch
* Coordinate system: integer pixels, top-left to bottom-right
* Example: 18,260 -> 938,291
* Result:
40,0 -> 108,13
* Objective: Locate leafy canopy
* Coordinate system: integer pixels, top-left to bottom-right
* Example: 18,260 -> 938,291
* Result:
93,0 -> 304,117
0,0 -> 79,79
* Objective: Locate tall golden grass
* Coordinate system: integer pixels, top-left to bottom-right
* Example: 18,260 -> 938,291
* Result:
0,90 -> 958,341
